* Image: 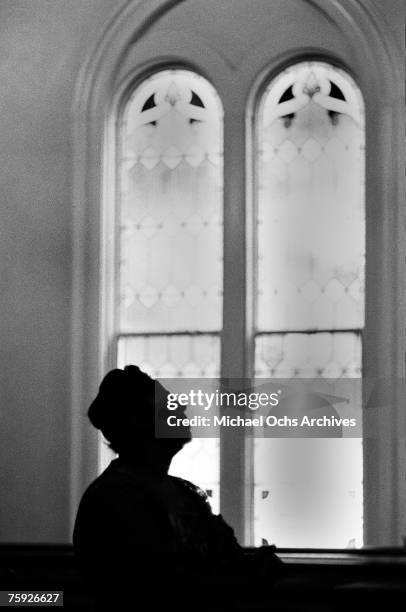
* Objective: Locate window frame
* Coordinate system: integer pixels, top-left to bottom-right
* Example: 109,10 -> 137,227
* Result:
71,0 -> 405,547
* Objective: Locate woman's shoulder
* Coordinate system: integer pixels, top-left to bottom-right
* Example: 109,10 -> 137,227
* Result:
76,460 -> 163,521
169,475 -> 213,511
73,462 -> 169,550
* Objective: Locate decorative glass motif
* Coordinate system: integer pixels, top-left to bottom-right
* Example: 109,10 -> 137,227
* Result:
117,334 -> 220,378
255,332 -> 361,379
254,62 -> 365,548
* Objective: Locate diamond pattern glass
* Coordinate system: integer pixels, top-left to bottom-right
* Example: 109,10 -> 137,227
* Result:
255,332 -> 361,379
117,334 -> 220,378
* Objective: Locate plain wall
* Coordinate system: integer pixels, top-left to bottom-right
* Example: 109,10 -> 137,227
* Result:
0,0 -> 126,543
0,0 -> 403,543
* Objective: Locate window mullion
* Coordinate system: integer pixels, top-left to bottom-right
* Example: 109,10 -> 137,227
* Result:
220,109 -> 251,543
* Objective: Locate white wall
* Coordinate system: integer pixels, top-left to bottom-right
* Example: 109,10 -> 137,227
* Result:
0,0 -> 403,543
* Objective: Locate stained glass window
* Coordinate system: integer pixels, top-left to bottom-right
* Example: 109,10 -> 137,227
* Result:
254,62 -> 365,547
107,70 -> 223,511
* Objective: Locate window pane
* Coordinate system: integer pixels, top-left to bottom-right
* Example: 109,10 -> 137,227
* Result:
254,437 -> 363,548
116,334 -> 220,513
257,62 -> 365,331
119,70 -> 223,333
254,332 -> 362,547
115,70 -> 223,510
254,62 -> 365,548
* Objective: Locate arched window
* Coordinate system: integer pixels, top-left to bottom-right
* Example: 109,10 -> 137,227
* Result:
253,61 -> 365,547
109,60 -> 366,547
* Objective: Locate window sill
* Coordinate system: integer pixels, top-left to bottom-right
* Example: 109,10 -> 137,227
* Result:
274,547 -> 406,565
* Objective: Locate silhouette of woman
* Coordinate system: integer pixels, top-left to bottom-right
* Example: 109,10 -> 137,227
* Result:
73,365 -> 281,611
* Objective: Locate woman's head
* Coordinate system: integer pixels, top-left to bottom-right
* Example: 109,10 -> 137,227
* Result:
88,365 -> 190,456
